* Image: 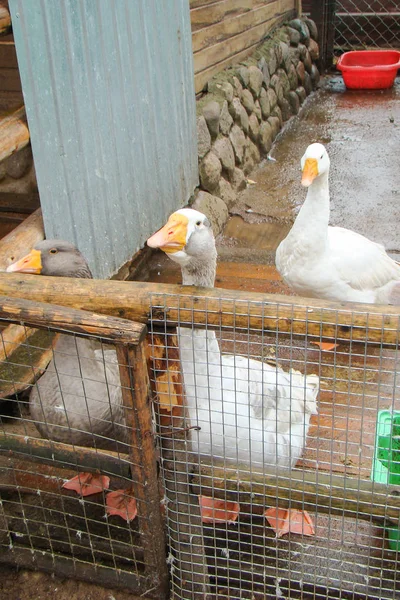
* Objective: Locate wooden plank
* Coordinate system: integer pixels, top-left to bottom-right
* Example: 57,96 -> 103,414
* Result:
195,40 -> 261,92
0,208 -> 43,271
194,5 -> 295,92
0,4 -> 10,35
0,105 -> 29,163
191,461 -> 400,523
0,192 -> 40,214
0,66 -> 21,91
190,0 -> 219,9
191,0 -> 264,31
194,6 -> 283,73
192,1 -> 281,53
147,258 -> 282,284
2,275 -> 400,348
0,40 -> 17,68
0,295 -> 147,344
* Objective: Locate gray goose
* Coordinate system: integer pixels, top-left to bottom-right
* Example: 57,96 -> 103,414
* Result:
6,241 -> 136,513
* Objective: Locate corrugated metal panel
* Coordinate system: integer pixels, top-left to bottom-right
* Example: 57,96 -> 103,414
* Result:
9,0 -> 198,278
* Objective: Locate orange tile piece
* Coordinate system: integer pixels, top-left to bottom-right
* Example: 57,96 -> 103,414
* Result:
62,473 -> 110,497
310,341 -> 338,351
106,489 -> 138,522
198,496 -> 240,524
264,507 -> 315,537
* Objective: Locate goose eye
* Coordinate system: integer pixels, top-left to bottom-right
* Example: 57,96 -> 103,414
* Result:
196,220 -> 202,226
49,248 -> 58,254
320,154 -> 324,159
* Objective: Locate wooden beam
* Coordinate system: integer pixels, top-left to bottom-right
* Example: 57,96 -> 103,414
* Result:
0,433 -> 132,478
191,461 -> 400,523
0,5 -> 11,35
296,0 -> 302,16
0,208 -> 44,271
0,106 -> 29,163
1,275 -> 400,347
0,295 -> 147,344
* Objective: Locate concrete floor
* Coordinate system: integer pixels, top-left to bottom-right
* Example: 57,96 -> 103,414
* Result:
226,74 -> 400,262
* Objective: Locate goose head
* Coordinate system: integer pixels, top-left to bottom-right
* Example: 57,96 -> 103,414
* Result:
6,240 -> 93,279
301,143 -> 330,187
147,208 -> 217,286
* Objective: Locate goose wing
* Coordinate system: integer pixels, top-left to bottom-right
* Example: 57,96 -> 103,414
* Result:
328,226 -> 400,292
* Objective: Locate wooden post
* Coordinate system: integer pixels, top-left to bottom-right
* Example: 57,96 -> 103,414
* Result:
310,0 -> 336,71
149,330 -> 211,600
296,0 -> 302,17
116,341 -> 170,599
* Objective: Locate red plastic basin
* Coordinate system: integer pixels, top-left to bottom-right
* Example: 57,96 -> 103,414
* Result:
337,50 -> 400,89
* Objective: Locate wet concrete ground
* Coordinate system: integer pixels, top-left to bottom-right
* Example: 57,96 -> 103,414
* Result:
227,75 -> 400,262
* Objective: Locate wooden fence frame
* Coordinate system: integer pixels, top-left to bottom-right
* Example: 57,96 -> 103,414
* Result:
1,277 -> 400,596
0,296 -> 170,598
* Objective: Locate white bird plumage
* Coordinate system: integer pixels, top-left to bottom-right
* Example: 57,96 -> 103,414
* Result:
147,208 -> 319,469
276,143 -> 400,304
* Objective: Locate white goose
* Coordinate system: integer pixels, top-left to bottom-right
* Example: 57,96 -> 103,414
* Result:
148,208 -> 319,535
276,143 -> 400,304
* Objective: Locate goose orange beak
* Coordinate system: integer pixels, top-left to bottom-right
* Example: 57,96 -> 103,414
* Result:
301,158 -> 318,187
6,249 -> 42,274
147,213 -> 189,254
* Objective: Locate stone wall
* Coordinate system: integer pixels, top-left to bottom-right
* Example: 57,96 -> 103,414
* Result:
193,17 -> 320,234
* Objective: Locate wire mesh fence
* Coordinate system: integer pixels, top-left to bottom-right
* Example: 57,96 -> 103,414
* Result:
149,291 -> 400,600
1,289 -> 400,599
0,298 -> 168,597
334,0 -> 400,52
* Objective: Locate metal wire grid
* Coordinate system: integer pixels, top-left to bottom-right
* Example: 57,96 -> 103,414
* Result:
0,301 -> 167,597
334,0 -> 400,52
149,292 -> 400,600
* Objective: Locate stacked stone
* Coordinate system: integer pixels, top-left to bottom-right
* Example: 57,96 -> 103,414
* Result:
194,17 -> 319,232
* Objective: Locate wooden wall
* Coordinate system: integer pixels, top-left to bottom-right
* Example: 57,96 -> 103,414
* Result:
0,0 -> 22,112
191,0 -> 297,94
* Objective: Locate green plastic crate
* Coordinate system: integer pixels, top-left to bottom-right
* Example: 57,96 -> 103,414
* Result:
371,410 -> 400,551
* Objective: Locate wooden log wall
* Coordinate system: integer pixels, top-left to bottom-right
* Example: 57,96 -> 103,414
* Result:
0,0 -> 22,107
191,0 -> 298,94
